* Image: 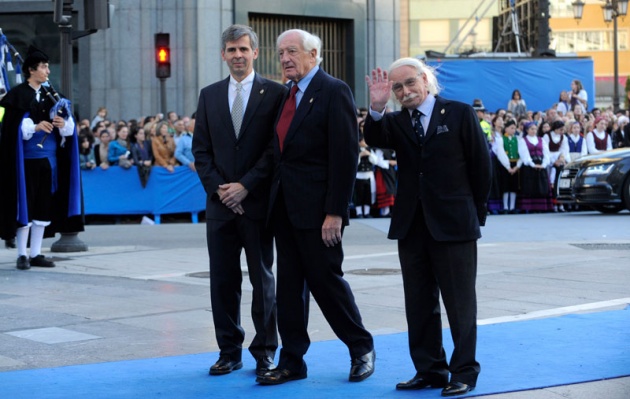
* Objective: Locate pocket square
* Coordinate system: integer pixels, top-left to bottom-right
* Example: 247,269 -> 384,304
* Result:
436,125 -> 449,134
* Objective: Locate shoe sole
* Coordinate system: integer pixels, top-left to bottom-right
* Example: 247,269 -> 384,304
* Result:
348,367 -> 374,382
396,383 -> 446,390
209,361 -> 243,375
441,386 -> 474,397
256,373 -> 307,385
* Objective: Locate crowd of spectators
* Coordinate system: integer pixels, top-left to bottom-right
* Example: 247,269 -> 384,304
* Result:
474,81 -> 629,215
77,109 -> 196,181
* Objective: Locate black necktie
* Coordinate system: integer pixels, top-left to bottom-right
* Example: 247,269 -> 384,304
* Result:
412,109 -> 424,139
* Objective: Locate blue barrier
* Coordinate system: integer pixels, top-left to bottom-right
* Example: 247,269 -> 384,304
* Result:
81,166 -> 206,224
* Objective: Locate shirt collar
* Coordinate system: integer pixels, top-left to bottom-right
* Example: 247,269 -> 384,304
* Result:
293,65 -> 319,93
230,70 -> 255,90
408,93 -> 436,118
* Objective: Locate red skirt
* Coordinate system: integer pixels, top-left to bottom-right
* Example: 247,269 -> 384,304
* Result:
375,169 -> 395,209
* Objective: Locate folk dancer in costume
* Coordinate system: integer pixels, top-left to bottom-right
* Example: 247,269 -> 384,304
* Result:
564,121 -> 588,211
543,121 -> 571,212
354,135 -> 377,218
373,147 -> 396,217
517,122 -> 553,213
567,121 -> 587,161
496,119 -> 522,214
0,46 -> 81,270
586,117 -> 612,155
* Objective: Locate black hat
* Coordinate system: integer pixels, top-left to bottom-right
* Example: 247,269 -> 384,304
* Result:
472,99 -> 486,112
551,120 -> 565,131
23,45 -> 49,72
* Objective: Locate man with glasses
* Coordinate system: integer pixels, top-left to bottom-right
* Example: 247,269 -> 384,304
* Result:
364,58 -> 491,397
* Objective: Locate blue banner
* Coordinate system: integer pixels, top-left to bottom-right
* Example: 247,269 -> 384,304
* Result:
82,166 -> 206,221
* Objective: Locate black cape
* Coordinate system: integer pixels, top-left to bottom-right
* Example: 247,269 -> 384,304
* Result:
0,82 -> 84,239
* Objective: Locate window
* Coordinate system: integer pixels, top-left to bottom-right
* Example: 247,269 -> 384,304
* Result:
553,29 -> 629,52
249,14 -> 350,84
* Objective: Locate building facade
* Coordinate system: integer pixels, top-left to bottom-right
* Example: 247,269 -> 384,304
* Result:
0,0 -> 400,121
405,0 -> 499,57
549,0 -> 629,108
404,0 -> 629,109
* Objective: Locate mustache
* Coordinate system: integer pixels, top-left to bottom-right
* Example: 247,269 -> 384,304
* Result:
402,93 -> 419,102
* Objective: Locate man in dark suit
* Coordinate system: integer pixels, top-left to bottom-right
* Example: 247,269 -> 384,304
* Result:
192,24 -> 286,378
255,29 -> 375,386
364,59 -> 491,397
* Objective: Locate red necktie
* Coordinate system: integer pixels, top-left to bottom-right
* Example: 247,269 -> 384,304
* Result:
276,84 -> 299,152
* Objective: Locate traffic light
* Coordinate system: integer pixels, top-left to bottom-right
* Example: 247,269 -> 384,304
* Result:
155,33 -> 171,79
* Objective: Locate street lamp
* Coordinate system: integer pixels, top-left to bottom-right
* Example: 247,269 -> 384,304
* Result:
572,0 -> 628,112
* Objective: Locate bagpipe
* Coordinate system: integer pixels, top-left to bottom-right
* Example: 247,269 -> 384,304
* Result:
38,80 -> 72,148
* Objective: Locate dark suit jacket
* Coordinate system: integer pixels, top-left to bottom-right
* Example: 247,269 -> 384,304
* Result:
613,124 -> 630,148
364,95 -> 491,242
193,73 -> 287,221
269,68 -> 359,229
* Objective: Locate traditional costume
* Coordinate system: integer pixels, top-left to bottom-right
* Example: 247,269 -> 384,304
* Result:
373,148 -> 396,217
0,46 -> 82,270
496,120 -> 522,213
517,122 -> 553,212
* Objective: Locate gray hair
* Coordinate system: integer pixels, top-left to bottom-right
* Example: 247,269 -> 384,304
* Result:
222,24 -> 259,51
276,29 -> 323,66
388,57 -> 441,95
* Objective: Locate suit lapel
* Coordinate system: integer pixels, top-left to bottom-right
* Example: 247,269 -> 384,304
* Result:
216,77 -> 236,139
239,74 -> 265,140
282,69 -> 322,149
425,96 -> 449,142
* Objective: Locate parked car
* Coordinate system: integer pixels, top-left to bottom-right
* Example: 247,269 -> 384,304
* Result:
557,148 -> 630,213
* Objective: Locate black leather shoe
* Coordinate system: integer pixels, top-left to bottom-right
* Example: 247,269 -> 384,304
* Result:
441,382 -> 474,397
16,256 -> 30,270
396,374 -> 446,390
5,239 -> 16,249
255,355 -> 276,376
349,349 -> 375,382
29,255 -> 55,268
209,356 -> 243,375
256,368 -> 307,385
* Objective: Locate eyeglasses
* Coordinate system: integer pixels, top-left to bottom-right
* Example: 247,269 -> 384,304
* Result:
391,76 -> 421,93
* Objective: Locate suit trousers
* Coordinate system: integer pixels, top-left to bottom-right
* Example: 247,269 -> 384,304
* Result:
206,216 -> 277,361
398,201 -> 480,386
272,191 -> 374,372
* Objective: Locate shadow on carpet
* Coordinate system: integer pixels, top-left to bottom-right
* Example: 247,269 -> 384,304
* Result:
1,308 -> 629,398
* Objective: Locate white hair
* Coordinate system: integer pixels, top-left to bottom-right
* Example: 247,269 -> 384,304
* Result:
388,57 -> 441,95
277,29 -> 323,66
618,115 -> 629,125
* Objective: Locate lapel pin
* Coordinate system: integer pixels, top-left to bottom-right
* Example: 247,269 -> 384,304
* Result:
441,108 -> 445,114
260,89 -> 265,94
309,98 -> 314,103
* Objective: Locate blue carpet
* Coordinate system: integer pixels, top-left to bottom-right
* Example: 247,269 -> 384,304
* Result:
2,308 -> 629,398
